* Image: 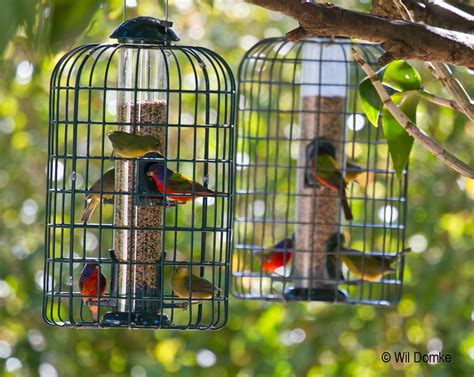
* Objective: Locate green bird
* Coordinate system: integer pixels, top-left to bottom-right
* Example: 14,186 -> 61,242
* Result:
171,266 -> 221,300
107,131 -> 161,158
308,138 -> 357,220
81,168 -> 115,223
327,233 -> 411,282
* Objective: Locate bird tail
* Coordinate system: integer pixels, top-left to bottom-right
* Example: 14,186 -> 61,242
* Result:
326,233 -> 346,281
80,197 -> 99,223
341,190 -> 353,221
326,254 -> 345,281
326,232 -> 345,254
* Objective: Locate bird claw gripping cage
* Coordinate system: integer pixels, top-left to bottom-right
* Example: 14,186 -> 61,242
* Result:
232,38 -> 408,305
44,16 -> 236,329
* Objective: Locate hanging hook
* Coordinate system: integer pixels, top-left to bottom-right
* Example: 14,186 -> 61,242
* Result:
123,0 -> 126,22
164,0 -> 169,21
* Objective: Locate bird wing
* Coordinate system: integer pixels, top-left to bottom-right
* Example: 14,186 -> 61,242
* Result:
89,169 -> 115,197
99,271 -> 107,295
168,172 -> 212,194
315,154 -> 345,191
79,275 -> 85,291
188,274 -> 216,293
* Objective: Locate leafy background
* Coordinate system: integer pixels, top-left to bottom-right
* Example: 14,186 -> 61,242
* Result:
0,0 -> 473,376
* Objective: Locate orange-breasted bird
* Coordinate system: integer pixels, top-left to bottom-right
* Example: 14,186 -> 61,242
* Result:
255,236 -> 293,274
327,233 -> 411,282
308,138 -> 355,220
146,159 -> 222,204
81,168 -> 115,223
79,263 -> 107,321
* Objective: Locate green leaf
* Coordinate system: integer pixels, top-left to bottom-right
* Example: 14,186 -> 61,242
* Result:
50,0 -> 103,52
358,61 -> 421,128
382,60 -> 422,92
382,94 -> 419,179
359,74 -> 384,127
0,0 -> 36,56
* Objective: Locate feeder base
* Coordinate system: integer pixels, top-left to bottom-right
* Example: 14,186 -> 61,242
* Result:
100,311 -> 171,328
283,287 -> 347,302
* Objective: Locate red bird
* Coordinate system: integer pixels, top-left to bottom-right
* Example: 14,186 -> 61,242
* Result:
259,237 -> 293,274
146,160 -> 221,204
79,263 -> 106,321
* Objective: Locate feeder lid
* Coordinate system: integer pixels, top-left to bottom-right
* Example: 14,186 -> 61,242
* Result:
110,16 -> 180,44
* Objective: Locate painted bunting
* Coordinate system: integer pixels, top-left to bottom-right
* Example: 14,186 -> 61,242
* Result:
79,263 -> 107,321
80,168 -> 115,223
308,138 -> 354,220
307,138 -> 363,184
107,131 -> 161,158
171,266 -> 221,300
146,160 -> 222,204
255,236 -> 293,274
327,233 -> 411,282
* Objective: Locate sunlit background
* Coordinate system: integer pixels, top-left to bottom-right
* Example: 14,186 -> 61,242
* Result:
0,0 -> 473,376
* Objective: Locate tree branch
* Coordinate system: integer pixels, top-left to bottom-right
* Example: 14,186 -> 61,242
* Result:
427,62 -> 474,121
445,0 -> 474,16
245,0 -> 474,67
375,0 -> 474,121
398,90 -> 465,113
373,0 -> 474,34
352,49 -> 474,179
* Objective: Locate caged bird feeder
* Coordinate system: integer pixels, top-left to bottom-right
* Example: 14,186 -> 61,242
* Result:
44,13 -> 236,329
232,38 -> 409,306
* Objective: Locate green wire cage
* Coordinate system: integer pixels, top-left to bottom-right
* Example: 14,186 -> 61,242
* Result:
44,16 -> 236,329
232,37 -> 409,306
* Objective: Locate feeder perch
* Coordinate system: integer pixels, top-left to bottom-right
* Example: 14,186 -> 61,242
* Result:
232,38 -> 408,305
44,16 -> 236,329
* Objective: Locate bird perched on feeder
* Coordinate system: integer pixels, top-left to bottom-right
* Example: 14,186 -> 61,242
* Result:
79,263 -> 107,321
146,159 -> 222,204
171,266 -> 221,300
308,138 -> 357,220
107,131 -> 161,158
80,168 -> 115,223
254,236 -> 293,274
327,233 -> 411,282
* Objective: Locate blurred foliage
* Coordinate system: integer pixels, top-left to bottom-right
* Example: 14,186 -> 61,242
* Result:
0,0 -> 473,376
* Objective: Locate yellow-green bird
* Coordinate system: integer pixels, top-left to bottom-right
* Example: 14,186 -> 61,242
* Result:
81,168 -> 115,223
307,138 -> 364,186
309,140 -> 354,220
107,131 -> 161,158
171,266 -> 221,300
327,233 -> 411,282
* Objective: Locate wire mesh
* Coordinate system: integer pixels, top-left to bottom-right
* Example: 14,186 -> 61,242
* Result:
44,39 -> 236,329
232,38 -> 408,305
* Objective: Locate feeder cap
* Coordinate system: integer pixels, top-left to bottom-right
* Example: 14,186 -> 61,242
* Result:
110,16 -> 180,44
